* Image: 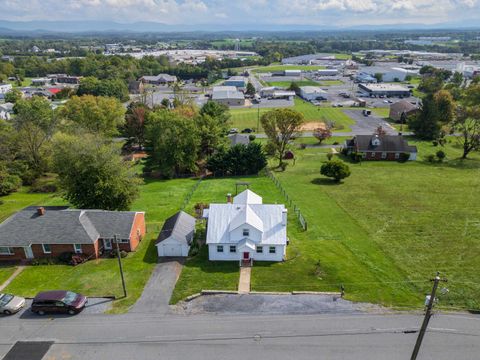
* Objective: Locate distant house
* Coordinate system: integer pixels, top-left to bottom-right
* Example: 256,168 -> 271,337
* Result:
0,102 -> 14,120
155,211 -> 196,257
228,134 -> 250,146
0,83 -> 13,95
204,190 -> 288,263
344,135 -> 417,161
0,206 -> 146,262
140,74 -> 177,86
31,78 -> 51,86
128,80 -> 144,94
212,86 -> 245,106
389,100 -> 419,122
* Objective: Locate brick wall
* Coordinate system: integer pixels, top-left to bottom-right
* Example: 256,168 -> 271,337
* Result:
0,247 -> 26,261
364,152 -> 399,161
128,212 -> 146,251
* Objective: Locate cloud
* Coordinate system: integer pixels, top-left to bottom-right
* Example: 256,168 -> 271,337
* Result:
0,0 -> 478,26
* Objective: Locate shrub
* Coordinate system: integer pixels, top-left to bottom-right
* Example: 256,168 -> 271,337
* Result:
299,143 -> 307,149
248,134 -> 256,141
398,152 -> 410,163
31,258 -> 57,266
58,252 -> 75,264
436,150 -> 446,162
320,160 -> 351,182
425,154 -> 436,163
326,152 -> 334,160
0,171 -> 21,196
70,254 -> 89,266
29,175 -> 58,193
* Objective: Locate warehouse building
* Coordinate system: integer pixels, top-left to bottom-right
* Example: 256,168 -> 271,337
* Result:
223,76 -> 247,90
358,66 -> 418,82
316,69 -> 339,76
212,86 -> 245,106
299,86 -> 328,101
359,84 -> 411,98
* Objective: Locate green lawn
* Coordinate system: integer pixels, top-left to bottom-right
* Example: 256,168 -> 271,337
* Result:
0,266 -> 17,285
260,141 -> 480,310
230,98 -> 355,132
3,178 -> 199,313
266,80 -> 320,88
253,65 -> 325,73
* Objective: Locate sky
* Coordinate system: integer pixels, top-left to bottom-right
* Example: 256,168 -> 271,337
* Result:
1,0 -> 480,28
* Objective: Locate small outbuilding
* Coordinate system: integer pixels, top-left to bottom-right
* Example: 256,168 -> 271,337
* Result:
155,211 -> 196,257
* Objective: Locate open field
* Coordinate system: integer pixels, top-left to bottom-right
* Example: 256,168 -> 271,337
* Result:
264,140 -> 480,309
252,65 -> 326,73
230,98 -> 355,132
2,178 -> 198,313
266,80 -> 319,88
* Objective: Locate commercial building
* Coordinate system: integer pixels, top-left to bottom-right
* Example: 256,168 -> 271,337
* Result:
223,76 -> 247,90
358,66 -> 418,82
316,69 -> 339,76
299,86 -> 327,101
140,74 -> 177,85
358,83 -> 411,98
212,86 -> 245,106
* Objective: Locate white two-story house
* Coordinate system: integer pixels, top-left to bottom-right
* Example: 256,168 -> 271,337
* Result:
204,190 -> 287,262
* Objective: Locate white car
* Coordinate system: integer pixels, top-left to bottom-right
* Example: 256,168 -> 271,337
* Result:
0,293 -> 26,315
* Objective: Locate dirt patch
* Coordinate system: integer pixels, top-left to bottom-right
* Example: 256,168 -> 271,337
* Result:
300,122 -> 326,131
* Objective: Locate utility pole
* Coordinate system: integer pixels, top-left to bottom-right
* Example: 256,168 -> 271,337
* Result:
257,103 -> 260,133
410,272 -> 447,360
114,234 -> 127,298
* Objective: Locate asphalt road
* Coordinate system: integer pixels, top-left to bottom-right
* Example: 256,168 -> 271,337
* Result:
343,109 -> 398,135
0,311 -> 478,359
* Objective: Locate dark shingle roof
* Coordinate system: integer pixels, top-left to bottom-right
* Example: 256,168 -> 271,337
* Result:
156,211 -> 196,246
352,135 -> 417,153
0,206 -> 141,247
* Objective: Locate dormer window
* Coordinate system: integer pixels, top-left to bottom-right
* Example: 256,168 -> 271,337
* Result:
371,135 -> 381,146
242,228 -> 250,237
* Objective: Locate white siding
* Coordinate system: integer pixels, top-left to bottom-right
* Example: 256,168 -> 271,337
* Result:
208,244 -> 285,262
156,238 -> 190,257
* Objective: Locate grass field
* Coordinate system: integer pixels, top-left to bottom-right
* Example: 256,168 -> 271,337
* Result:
266,80 -> 319,88
230,98 -> 355,132
169,140 -> 480,310
2,178 -> 198,313
253,65 -> 325,73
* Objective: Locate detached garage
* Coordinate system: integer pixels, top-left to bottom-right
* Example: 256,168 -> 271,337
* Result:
156,211 -> 196,257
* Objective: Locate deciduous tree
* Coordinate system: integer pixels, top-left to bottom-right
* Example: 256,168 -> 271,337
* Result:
261,108 -> 304,169
320,160 -> 351,183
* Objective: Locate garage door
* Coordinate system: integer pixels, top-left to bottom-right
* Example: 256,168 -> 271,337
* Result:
162,244 -> 183,257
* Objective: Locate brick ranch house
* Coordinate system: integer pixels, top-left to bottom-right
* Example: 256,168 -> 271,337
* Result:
344,134 -> 417,161
0,206 -> 145,262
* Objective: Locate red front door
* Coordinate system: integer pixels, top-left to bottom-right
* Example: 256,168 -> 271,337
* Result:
243,252 -> 249,260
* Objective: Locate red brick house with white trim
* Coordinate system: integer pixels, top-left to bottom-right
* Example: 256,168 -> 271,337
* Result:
0,206 -> 146,262
344,135 -> 417,161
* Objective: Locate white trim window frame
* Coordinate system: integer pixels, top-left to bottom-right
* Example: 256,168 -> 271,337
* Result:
269,246 -> 276,254
0,246 -> 13,255
229,245 -> 236,253
42,244 -> 52,254
256,246 -> 263,253
73,244 -> 83,254
217,245 -> 224,253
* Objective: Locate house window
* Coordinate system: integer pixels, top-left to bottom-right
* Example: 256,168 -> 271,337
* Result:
242,229 -> 250,237
269,246 -> 276,254
362,153 -> 366,159
217,245 -> 224,253
230,245 -> 236,253
381,152 -> 387,159
0,247 -> 13,255
120,238 -> 129,244
256,246 -> 263,253
42,244 -> 51,254
73,244 -> 82,254
370,152 -> 376,158
395,153 -> 400,159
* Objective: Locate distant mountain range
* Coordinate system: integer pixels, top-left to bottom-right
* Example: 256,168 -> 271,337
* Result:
0,19 -> 479,34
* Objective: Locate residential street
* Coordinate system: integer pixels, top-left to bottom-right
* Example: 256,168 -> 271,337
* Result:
0,311 -> 478,359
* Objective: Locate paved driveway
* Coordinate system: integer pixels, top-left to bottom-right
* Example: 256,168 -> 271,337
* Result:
342,109 -> 397,135
129,258 -> 184,314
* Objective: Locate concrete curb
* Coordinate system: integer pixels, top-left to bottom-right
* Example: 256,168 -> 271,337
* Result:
292,291 -> 342,296
249,291 -> 292,295
184,293 -> 202,302
201,290 -> 238,295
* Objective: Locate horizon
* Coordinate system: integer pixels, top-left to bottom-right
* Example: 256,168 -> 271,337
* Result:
0,0 -> 480,32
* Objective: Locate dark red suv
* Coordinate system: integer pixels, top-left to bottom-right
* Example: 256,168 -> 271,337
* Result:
31,291 -> 87,315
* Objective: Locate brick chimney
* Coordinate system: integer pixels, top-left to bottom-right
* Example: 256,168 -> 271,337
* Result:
37,207 -> 46,216
226,193 -> 233,203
